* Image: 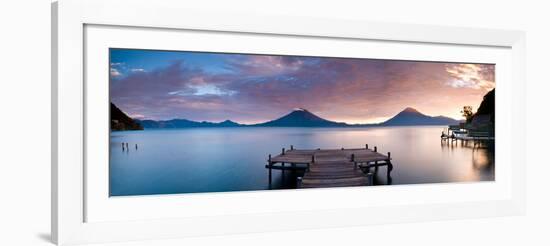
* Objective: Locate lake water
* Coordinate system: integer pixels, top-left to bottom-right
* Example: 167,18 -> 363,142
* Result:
110,126 -> 494,196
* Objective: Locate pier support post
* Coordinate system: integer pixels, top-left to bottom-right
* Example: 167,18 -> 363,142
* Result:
268,154 -> 272,188
361,162 -> 370,174
367,173 -> 374,186
386,152 -> 393,185
386,152 -> 392,180
374,161 -> 379,173
290,145 -> 294,150
374,146 -> 377,152
268,167 -> 272,188
281,162 -> 285,181
282,148 -> 285,155
386,163 -> 393,185
366,144 -> 368,149
308,155 -> 314,172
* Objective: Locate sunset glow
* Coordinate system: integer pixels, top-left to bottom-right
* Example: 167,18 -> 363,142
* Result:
110,49 -> 495,124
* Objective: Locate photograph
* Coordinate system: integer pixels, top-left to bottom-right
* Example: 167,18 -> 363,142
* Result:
109,48 -> 495,196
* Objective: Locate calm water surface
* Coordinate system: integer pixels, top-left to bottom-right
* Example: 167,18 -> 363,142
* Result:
110,126 -> 494,196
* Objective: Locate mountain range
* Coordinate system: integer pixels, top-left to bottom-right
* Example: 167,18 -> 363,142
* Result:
138,119 -> 241,128
128,106 -> 459,129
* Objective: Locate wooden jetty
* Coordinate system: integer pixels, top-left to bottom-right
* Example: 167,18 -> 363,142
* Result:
441,126 -> 494,148
266,145 -> 393,189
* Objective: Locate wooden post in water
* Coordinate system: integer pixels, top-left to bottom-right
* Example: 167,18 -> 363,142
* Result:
282,148 -> 285,155
366,144 -> 368,149
386,152 -> 393,183
374,146 -> 377,152
290,145 -> 294,150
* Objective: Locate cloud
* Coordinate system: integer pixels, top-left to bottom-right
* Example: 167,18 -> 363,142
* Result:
110,61 -> 241,121
128,113 -> 145,119
110,68 -> 121,77
130,68 -> 146,72
110,53 -> 495,123
225,55 -> 306,76
445,64 -> 495,91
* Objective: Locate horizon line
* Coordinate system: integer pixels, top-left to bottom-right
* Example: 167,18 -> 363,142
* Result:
128,106 -> 463,125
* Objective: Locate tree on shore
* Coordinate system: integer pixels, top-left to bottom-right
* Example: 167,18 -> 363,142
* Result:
461,106 -> 474,123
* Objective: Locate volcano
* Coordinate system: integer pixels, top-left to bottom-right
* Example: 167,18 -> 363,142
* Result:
255,108 -> 347,127
382,107 -> 459,126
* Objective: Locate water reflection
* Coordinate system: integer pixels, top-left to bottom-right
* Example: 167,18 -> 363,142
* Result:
110,126 -> 495,196
440,138 -> 495,182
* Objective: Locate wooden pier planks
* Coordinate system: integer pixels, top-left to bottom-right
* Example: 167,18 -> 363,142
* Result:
267,147 -> 392,189
301,161 -> 368,188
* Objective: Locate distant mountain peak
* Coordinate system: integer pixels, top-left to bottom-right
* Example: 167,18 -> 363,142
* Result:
256,108 -> 346,127
401,107 -> 420,113
382,107 -> 458,126
218,119 -> 240,126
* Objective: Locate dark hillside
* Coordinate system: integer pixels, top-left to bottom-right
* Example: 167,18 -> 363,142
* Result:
111,102 -> 143,131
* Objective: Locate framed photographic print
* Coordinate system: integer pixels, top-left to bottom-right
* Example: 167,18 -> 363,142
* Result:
108,48 -> 496,195
52,0 -> 526,245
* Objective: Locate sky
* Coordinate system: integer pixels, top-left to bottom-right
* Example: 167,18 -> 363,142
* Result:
110,49 -> 495,124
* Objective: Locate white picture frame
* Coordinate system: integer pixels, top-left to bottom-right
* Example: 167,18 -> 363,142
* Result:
52,0 -> 526,245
